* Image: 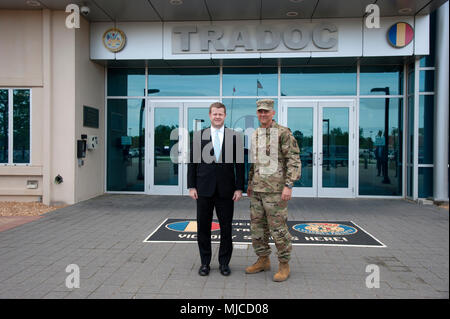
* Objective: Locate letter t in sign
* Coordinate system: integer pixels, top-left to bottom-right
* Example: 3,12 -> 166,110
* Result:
173,26 -> 197,51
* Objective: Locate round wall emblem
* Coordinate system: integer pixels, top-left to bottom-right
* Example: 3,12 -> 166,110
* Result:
103,28 -> 126,52
165,221 -> 220,233
292,223 -> 357,236
387,22 -> 414,48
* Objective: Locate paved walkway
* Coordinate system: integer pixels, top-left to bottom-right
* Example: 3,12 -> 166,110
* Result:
0,195 -> 448,299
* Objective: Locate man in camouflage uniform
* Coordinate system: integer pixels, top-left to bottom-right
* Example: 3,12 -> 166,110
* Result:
246,99 -> 301,282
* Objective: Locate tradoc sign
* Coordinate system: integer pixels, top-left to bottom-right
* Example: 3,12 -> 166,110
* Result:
172,23 -> 338,54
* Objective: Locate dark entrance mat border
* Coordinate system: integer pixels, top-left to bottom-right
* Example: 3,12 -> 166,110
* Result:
143,218 -> 387,248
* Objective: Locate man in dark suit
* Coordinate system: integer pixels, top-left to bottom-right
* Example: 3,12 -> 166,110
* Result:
188,102 -> 245,277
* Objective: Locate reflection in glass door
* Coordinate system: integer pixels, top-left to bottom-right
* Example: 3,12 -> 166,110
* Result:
148,100 -> 217,195
148,101 -> 182,195
107,99 -> 146,192
318,101 -> 354,197
286,102 -> 317,197
283,100 -> 355,198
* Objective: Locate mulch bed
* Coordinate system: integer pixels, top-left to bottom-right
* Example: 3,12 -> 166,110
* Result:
0,201 -> 67,217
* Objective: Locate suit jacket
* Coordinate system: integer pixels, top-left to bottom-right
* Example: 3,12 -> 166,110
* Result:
187,127 -> 245,199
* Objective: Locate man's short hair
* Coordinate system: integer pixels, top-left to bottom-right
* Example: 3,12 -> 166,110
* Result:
209,102 -> 226,114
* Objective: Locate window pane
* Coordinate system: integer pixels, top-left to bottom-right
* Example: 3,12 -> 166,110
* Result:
154,108 -> 179,186
13,89 -> 30,163
359,98 -> 403,196
188,108 -> 209,133
419,70 -> 435,92
407,66 -> 414,94
222,98 -> 278,191
419,95 -> 434,164
360,65 -> 403,95
222,98 -> 278,131
406,96 -> 414,198
420,56 -> 435,67
223,67 -> 277,96
418,167 -> 433,198
407,96 -> 414,165
281,66 -> 356,96
407,165 -> 413,198
287,108 -> 313,188
148,68 -> 219,96
107,68 -> 145,97
107,99 -> 145,192
0,90 -> 8,163
322,107 -> 349,188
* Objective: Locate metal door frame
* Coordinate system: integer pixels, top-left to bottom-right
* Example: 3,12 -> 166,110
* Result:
147,99 -> 183,195
282,99 -> 356,198
146,99 -> 216,195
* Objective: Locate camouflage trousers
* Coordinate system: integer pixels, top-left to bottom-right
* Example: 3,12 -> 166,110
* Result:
250,192 -> 292,263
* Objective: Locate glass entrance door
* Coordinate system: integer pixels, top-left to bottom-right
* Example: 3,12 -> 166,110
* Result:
284,101 -> 317,197
148,101 -> 182,195
283,100 -> 355,198
318,101 -> 355,197
147,100 -> 215,195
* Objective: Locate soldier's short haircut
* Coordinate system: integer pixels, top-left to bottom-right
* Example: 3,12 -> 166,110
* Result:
209,102 -> 226,114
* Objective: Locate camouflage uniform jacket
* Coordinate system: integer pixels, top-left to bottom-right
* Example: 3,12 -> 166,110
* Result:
248,120 -> 301,193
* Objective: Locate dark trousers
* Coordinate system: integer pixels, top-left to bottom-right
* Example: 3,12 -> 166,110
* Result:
196,191 -> 234,266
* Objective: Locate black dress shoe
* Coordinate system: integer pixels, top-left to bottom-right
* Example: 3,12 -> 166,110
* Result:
198,265 -> 210,276
219,264 -> 231,276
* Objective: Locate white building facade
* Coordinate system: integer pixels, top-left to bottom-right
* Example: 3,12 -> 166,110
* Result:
0,0 -> 448,205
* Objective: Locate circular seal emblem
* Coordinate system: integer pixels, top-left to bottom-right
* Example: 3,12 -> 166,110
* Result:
165,221 -> 220,233
387,22 -> 414,48
103,28 -> 126,53
292,223 -> 357,236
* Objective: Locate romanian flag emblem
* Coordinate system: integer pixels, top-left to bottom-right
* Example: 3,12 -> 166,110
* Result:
388,22 -> 414,48
165,220 -> 220,232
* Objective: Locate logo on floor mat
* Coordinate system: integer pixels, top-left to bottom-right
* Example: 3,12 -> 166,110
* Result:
165,220 -> 220,233
292,223 -> 358,236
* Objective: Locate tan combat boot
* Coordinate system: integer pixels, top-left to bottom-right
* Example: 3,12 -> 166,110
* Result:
273,262 -> 290,282
245,256 -> 271,274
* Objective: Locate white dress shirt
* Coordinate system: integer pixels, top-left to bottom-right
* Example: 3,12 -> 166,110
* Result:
210,125 -> 224,148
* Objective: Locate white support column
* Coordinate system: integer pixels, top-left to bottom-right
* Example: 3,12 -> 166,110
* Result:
42,9 -> 52,205
402,63 -> 408,198
413,58 -> 420,200
433,2 -> 449,202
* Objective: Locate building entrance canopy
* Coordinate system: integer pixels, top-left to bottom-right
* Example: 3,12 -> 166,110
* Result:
1,0 -> 446,21
91,16 -> 430,60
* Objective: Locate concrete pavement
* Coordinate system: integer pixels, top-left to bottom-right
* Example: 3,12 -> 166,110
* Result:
0,195 -> 448,299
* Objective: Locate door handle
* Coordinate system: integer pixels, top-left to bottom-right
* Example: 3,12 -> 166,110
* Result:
319,152 -> 323,166
313,152 -> 316,166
